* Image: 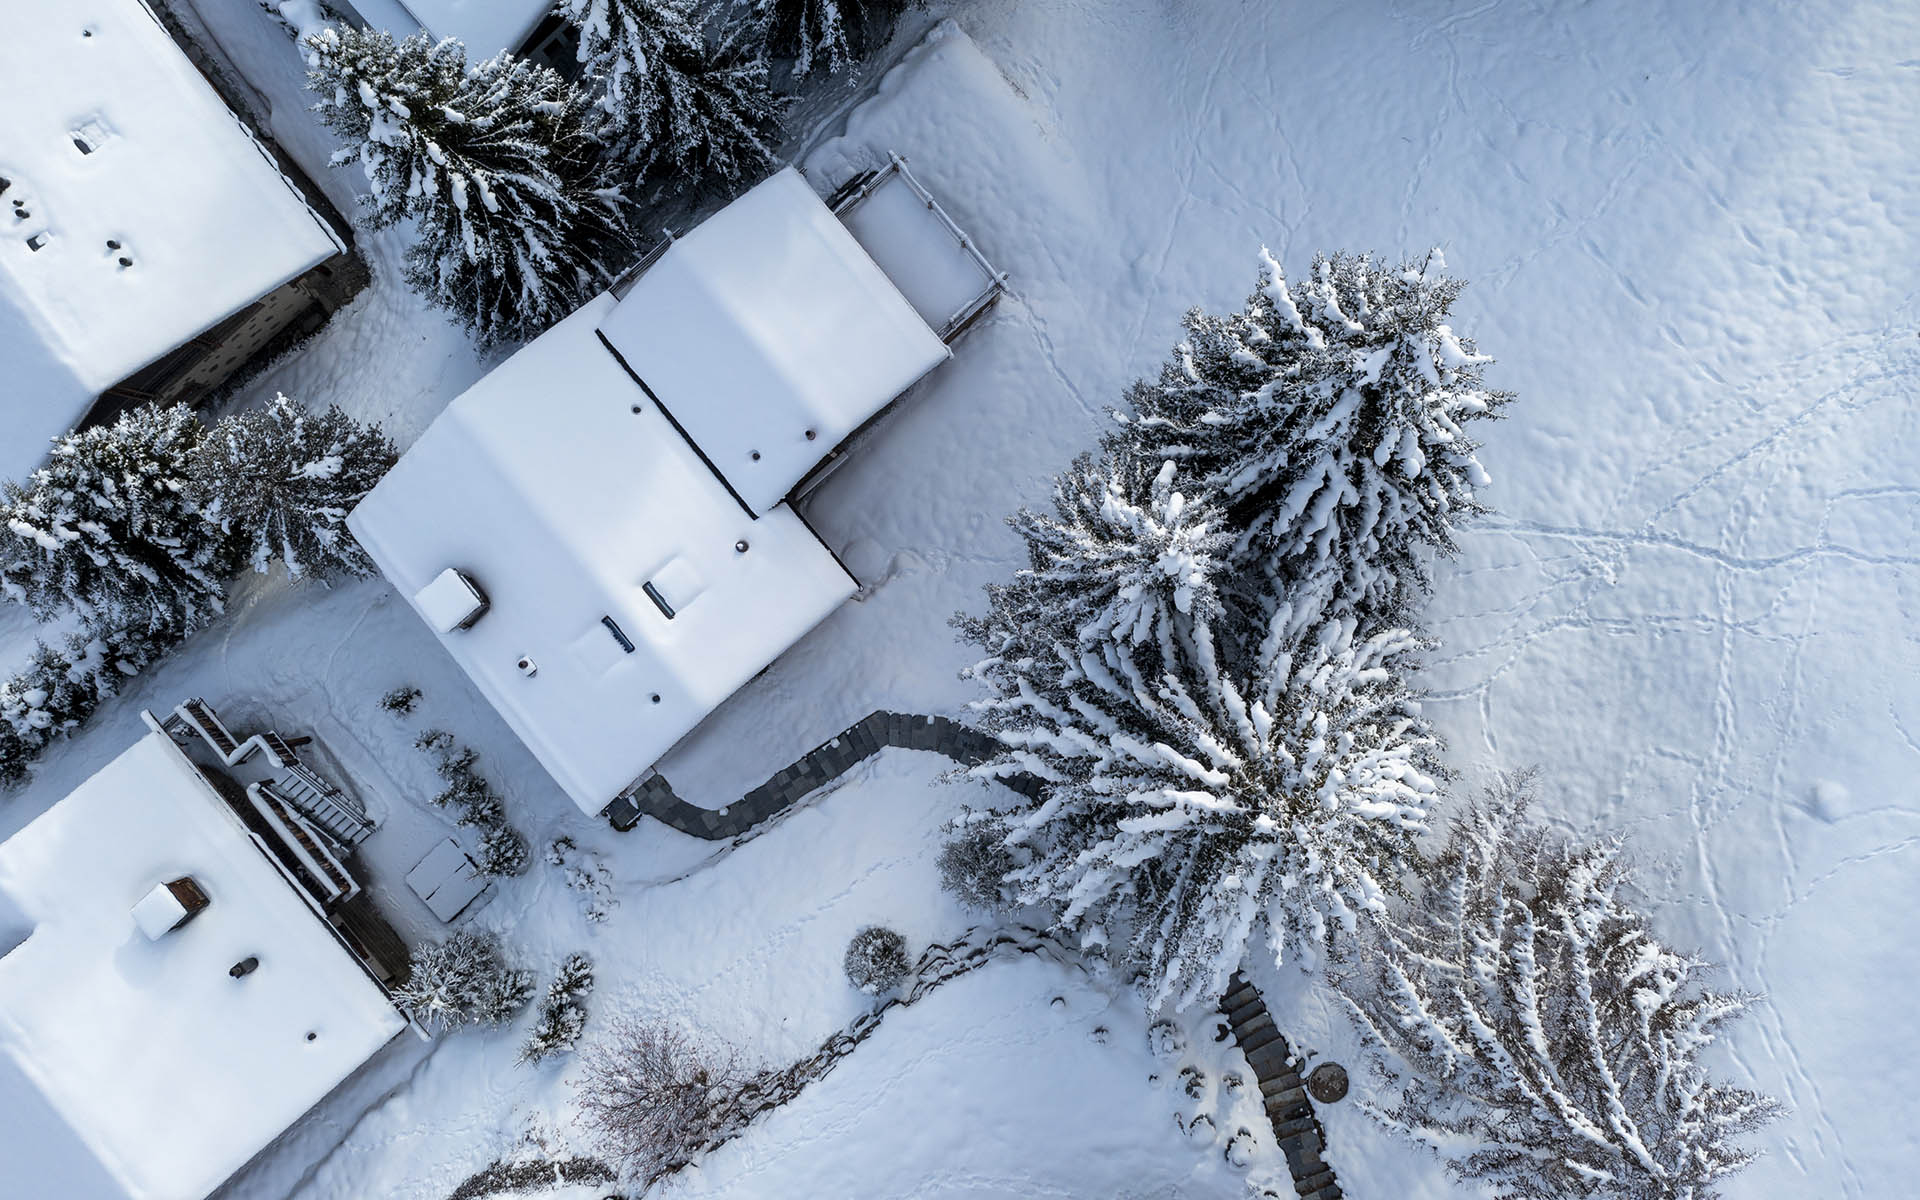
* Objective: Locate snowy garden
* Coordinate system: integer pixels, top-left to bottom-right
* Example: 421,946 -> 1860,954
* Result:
3,1 -> 1918,1198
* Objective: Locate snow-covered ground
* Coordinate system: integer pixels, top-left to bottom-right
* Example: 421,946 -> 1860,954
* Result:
3,0 -> 1916,1196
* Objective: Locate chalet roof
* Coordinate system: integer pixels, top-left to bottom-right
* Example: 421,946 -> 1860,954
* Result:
0,729 -> 405,1200
0,0 -> 342,483
596,167 -> 951,516
377,0 -> 555,61
346,293 -> 858,815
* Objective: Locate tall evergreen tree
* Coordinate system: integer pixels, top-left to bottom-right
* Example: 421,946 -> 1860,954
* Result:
560,0 -> 781,191
187,394 -> 396,581
305,28 -> 633,346
957,457 -> 1437,1009
1348,780 -> 1782,1199
0,405 -> 227,636
1114,249 -> 1509,629
758,0 -> 908,77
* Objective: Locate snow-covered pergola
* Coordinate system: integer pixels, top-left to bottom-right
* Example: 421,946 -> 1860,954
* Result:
0,0 -> 345,483
351,165 -> 990,819
0,728 -> 407,1200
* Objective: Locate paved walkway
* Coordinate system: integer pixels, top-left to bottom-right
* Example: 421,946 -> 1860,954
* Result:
607,711 -> 1038,838
1220,971 -> 1344,1200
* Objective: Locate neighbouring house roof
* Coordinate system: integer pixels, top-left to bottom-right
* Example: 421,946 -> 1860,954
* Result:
0,729 -> 405,1200
347,293 -> 858,816
0,0 -> 343,484
357,0 -> 555,61
597,167 -> 951,517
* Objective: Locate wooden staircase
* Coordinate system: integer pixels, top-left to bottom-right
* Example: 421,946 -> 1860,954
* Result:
1219,971 -> 1343,1200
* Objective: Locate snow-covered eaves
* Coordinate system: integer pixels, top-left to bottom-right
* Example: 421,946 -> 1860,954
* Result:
598,167 -> 951,517
0,0 -> 343,484
347,294 -> 858,816
0,730 -> 406,1200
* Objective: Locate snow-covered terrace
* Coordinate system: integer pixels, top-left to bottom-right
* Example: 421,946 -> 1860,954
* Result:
0,728 -> 405,1200
0,0 -> 343,483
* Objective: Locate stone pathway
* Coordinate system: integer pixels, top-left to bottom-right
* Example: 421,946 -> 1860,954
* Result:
1220,971 -> 1344,1200
605,710 -> 1037,837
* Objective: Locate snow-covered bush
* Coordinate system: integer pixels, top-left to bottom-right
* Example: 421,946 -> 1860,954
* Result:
520,952 -> 595,1064
842,926 -> 910,995
560,0 -> 781,192
0,405 -> 227,636
1112,249 -> 1508,629
576,1020 -> 752,1184
380,685 -> 421,716
186,394 -> 395,581
936,816 -> 1016,911
416,733 -> 530,874
757,0 -> 910,77
305,27 -> 633,346
548,835 -> 618,921
1348,778 -> 1783,1199
393,930 -> 535,1033
474,825 -> 531,877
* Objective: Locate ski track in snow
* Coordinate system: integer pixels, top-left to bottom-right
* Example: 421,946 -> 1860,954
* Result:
0,0 -> 1912,1197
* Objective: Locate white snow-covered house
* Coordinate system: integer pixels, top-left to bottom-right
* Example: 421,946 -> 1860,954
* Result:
0,0 -> 354,483
350,164 -> 1001,819
0,722 -> 408,1200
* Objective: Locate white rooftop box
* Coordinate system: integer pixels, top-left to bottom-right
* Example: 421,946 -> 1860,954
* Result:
416,567 -> 489,633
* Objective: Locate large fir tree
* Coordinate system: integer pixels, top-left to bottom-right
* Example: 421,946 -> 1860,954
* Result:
187,394 -> 396,581
957,456 -> 1437,1009
0,405 -> 227,636
305,28 -> 632,346
1349,780 -> 1782,1199
1114,249 -> 1508,629
560,0 -> 781,192
758,0 -> 908,77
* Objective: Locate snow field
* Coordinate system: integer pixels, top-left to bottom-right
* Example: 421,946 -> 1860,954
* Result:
0,0 -> 1910,1196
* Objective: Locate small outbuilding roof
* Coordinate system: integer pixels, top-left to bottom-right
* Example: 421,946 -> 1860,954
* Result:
0,729 -> 406,1200
348,294 -> 858,815
597,167 -> 951,516
0,0 -> 343,485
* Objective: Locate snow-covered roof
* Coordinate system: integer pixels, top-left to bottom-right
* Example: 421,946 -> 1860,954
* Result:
348,293 -> 857,815
0,0 -> 343,484
598,167 -> 950,516
0,729 -> 405,1200
384,0 -> 554,61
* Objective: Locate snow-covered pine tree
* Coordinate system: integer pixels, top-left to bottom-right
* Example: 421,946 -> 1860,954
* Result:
305,28 -> 633,346
0,618 -> 168,789
187,394 -> 396,581
560,0 -> 781,192
521,952 -> 595,1064
758,0 -> 908,77
1348,778 -> 1783,1199
475,824 -> 531,877
0,405 -> 227,637
956,457 -> 1437,1009
393,930 -> 535,1033
1113,249 -> 1508,630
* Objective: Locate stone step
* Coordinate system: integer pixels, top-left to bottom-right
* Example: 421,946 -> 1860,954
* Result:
1271,1113 -> 1318,1139
1293,1168 -> 1338,1197
1263,1085 -> 1309,1113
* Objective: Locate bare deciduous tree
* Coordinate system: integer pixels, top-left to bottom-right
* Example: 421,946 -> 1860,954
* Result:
575,1020 -> 753,1186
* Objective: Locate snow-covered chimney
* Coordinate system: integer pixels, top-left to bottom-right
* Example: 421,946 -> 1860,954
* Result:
132,876 -> 210,940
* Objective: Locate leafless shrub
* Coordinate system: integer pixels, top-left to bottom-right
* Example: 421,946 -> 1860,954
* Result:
575,1019 -> 753,1186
